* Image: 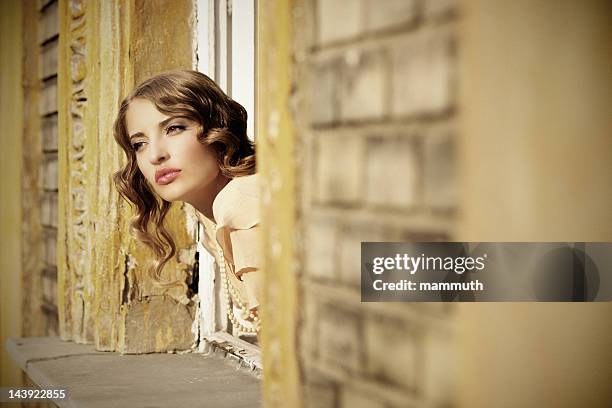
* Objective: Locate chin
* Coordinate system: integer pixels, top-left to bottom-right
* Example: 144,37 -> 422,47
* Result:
160,195 -> 183,203
161,193 -> 189,203
155,186 -> 188,203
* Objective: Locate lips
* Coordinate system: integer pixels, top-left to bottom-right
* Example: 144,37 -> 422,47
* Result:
155,168 -> 182,185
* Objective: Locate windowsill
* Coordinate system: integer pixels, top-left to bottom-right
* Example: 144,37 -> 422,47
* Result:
202,331 -> 262,374
6,336 -> 261,408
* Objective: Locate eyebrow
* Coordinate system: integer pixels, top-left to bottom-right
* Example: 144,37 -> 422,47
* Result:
128,116 -> 181,141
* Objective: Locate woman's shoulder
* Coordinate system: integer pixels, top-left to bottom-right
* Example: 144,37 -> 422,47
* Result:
213,173 -> 260,229
215,173 -> 260,205
228,173 -> 260,199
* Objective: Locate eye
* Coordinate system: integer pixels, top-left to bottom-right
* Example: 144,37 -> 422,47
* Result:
131,141 -> 146,152
166,124 -> 186,135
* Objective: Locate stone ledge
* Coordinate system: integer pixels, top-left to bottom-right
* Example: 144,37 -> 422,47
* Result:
6,337 -> 261,408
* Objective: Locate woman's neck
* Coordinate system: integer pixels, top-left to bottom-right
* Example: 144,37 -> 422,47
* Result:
188,173 -> 231,223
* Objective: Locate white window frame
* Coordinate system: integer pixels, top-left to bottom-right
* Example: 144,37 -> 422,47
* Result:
195,0 -> 260,363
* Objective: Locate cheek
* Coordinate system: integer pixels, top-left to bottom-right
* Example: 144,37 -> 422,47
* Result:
135,156 -> 153,181
183,143 -> 219,173
196,149 -> 220,176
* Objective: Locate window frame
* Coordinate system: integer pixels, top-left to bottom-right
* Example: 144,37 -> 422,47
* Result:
195,0 -> 260,360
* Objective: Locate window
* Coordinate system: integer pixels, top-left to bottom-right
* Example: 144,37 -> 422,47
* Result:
195,0 -> 260,352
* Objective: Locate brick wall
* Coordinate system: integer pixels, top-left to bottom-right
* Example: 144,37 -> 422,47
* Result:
293,1 -> 459,406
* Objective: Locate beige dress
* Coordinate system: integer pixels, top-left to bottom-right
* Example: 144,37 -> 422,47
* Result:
197,173 -> 262,313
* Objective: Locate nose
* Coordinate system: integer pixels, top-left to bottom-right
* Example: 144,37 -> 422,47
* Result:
148,139 -> 169,165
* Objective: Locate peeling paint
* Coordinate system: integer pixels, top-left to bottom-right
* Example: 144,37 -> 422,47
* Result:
178,245 -> 197,265
57,0 -> 200,353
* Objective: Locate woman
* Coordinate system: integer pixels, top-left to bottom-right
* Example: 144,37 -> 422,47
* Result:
113,69 -> 261,335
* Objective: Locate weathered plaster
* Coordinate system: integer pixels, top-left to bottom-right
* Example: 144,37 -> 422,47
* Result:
58,0 -> 200,353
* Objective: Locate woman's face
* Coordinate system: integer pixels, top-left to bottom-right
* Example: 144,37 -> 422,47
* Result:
125,97 -> 221,203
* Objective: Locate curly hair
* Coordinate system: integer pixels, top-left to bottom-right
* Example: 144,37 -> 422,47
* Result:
113,69 -> 256,289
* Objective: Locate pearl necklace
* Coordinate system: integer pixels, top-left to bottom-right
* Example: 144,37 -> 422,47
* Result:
214,228 -> 260,334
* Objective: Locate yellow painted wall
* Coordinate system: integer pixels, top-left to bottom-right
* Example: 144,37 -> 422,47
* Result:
458,1 -> 612,406
0,0 -> 24,387
257,1 -> 303,407
57,0 -> 198,352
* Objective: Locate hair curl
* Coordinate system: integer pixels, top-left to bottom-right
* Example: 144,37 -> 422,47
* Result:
113,69 -> 256,290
